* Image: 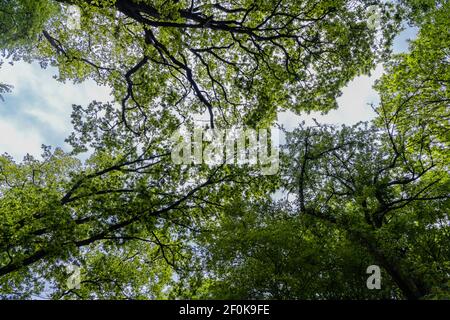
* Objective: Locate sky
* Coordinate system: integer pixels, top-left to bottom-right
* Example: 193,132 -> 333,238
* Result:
278,26 -> 419,131
0,27 -> 418,161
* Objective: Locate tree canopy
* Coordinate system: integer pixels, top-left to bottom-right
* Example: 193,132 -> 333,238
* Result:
0,0 -> 448,300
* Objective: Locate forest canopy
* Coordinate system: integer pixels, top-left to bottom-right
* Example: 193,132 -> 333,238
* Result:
0,0 -> 448,300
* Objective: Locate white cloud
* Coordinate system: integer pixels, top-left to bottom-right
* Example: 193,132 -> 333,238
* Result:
0,61 -> 111,160
278,65 -> 384,131
0,119 -> 44,160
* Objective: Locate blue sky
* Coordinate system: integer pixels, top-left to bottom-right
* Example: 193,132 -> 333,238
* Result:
0,27 -> 417,161
0,62 -> 110,159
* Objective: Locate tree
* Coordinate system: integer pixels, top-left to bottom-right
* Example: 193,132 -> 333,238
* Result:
176,199 -> 398,299
6,0 -> 398,129
375,1 -> 449,162
188,120 -> 448,300
0,100 -> 276,298
0,0 -> 448,300
281,121 -> 449,299
0,0 -> 56,49
167,15 -> 450,295
0,0 -> 398,298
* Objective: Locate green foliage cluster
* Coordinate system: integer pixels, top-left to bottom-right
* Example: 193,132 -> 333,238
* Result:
0,0 -> 56,49
0,0 -> 448,300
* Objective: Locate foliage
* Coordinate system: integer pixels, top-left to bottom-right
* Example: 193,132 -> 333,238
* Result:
0,0 -> 448,300
375,2 -> 450,162
177,200 -> 398,299
0,0 -> 56,49
0,83 -> 12,102
6,0 -> 400,128
179,121 -> 448,300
